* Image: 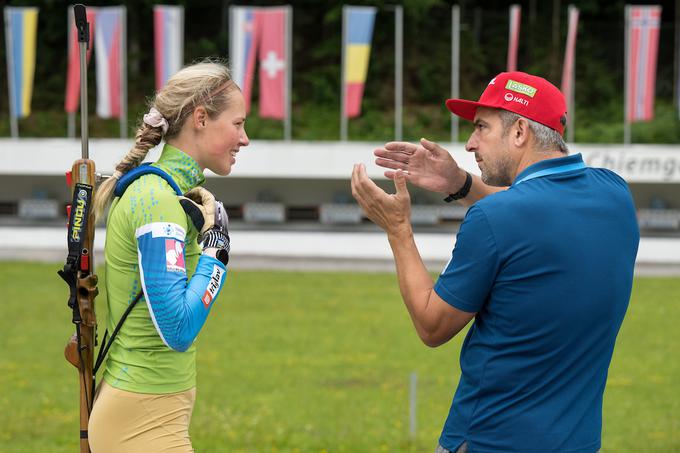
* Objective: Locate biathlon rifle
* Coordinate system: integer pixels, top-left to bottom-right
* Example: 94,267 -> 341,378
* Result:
57,5 -> 98,453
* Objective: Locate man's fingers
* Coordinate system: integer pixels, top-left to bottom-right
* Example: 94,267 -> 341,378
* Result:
375,157 -> 407,171
420,137 -> 447,156
383,141 -> 417,154
394,170 -> 410,198
374,148 -> 410,164
351,164 -> 376,206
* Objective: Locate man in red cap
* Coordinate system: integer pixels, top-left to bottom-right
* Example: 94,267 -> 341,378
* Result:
352,71 -> 639,453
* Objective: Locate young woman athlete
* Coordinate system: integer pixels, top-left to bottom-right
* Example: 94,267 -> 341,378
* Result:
88,61 -> 249,453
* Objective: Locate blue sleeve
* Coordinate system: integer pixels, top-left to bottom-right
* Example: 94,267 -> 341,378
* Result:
135,221 -> 227,352
434,205 -> 500,313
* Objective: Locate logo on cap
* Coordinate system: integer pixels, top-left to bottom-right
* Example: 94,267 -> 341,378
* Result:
504,92 -> 514,101
505,79 -> 537,97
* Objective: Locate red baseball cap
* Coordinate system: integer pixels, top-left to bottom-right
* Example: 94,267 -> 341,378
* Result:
446,71 -> 567,135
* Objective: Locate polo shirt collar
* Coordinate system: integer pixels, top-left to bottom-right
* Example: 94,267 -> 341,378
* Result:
512,153 -> 585,186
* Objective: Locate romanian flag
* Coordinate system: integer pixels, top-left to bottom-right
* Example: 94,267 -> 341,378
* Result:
4,7 -> 39,118
154,5 -> 184,91
343,6 -> 376,118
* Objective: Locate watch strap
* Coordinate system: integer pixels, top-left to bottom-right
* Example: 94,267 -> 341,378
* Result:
444,171 -> 473,202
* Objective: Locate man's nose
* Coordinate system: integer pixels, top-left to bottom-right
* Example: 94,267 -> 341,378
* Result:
465,134 -> 477,152
241,129 -> 250,146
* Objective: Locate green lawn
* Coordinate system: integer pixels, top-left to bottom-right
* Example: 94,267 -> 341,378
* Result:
0,262 -> 677,452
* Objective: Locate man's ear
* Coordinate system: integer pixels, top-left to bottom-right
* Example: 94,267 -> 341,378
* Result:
513,117 -> 531,147
193,106 -> 207,129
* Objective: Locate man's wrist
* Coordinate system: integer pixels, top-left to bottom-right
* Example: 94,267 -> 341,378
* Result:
444,170 -> 472,202
387,225 -> 413,242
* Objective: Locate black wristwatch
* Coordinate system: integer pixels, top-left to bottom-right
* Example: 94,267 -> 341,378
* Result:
444,171 -> 473,202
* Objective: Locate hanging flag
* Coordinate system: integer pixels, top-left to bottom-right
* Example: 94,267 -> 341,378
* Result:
626,5 -> 662,122
154,5 -> 184,91
560,6 -> 579,106
95,6 -> 125,119
4,7 -> 39,119
343,6 -> 377,118
229,6 -> 259,113
65,7 -> 96,114
257,7 -> 290,119
507,5 -> 521,72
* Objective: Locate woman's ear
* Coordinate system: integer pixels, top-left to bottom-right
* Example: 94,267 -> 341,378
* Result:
193,106 -> 207,129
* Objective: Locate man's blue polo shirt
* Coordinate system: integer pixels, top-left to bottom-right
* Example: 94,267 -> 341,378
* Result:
434,153 -> 639,453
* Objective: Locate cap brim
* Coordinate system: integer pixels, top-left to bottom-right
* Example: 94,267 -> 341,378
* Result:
445,98 -> 486,122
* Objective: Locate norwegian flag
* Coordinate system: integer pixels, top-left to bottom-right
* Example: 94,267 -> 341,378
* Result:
626,5 -> 662,122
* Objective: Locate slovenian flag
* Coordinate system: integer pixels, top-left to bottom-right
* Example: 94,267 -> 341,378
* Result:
95,6 -> 125,119
229,6 -> 258,113
4,7 -> 39,118
65,6 -> 96,114
154,5 -> 184,91
343,6 -> 377,118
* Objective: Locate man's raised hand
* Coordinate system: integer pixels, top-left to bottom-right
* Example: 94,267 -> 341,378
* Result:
374,138 -> 467,195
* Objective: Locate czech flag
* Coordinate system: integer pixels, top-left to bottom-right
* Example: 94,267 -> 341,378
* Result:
4,7 -> 39,118
626,5 -> 662,122
154,5 -> 184,92
95,6 -> 125,119
65,7 -> 96,114
343,6 -> 377,118
229,6 -> 258,113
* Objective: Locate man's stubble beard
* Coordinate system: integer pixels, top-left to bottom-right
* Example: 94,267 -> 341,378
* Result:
480,144 -> 514,187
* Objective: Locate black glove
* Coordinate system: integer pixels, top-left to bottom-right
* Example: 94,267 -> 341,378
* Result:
201,228 -> 230,265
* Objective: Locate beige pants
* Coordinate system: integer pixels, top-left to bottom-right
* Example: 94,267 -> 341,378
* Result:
88,380 -> 196,453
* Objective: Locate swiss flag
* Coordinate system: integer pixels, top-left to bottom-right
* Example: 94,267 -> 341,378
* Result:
256,8 -> 288,119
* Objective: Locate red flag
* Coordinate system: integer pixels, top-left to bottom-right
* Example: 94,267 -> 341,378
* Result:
65,8 -> 96,113
626,6 -> 662,122
507,5 -> 521,72
560,7 -> 579,105
256,8 -> 288,119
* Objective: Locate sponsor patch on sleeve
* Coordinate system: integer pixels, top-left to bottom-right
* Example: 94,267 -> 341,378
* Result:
202,265 -> 224,307
165,239 -> 186,272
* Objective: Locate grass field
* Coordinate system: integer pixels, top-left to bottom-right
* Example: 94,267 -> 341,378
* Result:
0,262 -> 678,452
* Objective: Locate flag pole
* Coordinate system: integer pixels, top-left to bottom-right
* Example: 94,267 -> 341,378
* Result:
394,5 -> 403,141
120,6 -> 127,139
340,5 -> 348,141
564,5 -> 579,144
4,8 -> 19,138
624,5 -> 631,145
451,5 -> 460,143
284,5 -> 292,141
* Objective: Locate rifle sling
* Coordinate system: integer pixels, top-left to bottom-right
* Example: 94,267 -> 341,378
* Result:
94,290 -> 143,376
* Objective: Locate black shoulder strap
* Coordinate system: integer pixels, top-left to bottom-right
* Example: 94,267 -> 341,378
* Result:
94,290 -> 144,375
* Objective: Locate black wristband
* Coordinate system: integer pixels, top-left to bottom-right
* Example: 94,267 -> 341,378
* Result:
444,171 -> 473,202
